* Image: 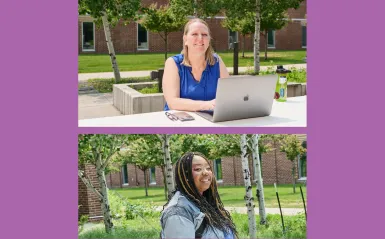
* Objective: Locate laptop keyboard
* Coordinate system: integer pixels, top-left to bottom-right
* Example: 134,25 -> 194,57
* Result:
198,110 -> 214,116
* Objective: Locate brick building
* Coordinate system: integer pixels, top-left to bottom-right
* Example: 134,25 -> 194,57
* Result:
78,0 -> 307,54
106,135 -> 307,188
78,135 -> 307,221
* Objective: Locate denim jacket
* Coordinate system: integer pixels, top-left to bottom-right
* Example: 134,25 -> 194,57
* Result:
160,191 -> 233,239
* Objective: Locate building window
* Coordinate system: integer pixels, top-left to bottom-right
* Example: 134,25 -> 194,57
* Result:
267,29 -> 275,48
228,30 -> 238,49
122,165 -> 129,185
149,167 -> 156,184
82,22 -> 95,51
137,23 -> 149,50
302,26 -> 307,48
214,159 -> 223,181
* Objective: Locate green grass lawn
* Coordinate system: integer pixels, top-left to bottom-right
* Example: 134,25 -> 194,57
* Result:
112,185 -> 307,208
78,50 -> 306,73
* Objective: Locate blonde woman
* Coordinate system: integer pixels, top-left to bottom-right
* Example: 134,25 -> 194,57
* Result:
163,19 -> 230,111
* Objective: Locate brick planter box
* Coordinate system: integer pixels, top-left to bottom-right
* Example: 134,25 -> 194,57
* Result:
113,82 -> 165,115
113,82 -> 306,115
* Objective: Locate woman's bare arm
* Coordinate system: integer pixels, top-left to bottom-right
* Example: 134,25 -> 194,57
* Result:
162,57 -> 215,111
218,55 -> 230,78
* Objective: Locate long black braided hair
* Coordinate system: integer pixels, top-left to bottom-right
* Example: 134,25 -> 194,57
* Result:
163,152 -> 238,237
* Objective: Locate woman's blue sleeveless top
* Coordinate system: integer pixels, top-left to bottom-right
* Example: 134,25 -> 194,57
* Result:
164,54 -> 220,111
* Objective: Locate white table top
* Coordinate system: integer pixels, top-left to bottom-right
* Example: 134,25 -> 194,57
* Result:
79,96 -> 306,127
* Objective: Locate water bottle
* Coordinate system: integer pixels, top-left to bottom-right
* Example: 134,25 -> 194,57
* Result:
275,65 -> 291,102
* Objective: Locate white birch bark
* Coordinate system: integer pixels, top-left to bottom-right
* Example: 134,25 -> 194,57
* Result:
158,134 -> 175,199
96,153 -> 113,233
102,12 -> 121,83
251,134 -> 267,224
240,134 -> 257,239
253,0 -> 261,74
292,160 -> 296,193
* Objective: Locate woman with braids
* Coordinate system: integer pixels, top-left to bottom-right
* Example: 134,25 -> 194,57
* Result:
162,18 -> 230,112
160,152 -> 237,239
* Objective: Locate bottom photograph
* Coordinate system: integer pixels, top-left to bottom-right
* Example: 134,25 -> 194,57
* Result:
78,134 -> 307,239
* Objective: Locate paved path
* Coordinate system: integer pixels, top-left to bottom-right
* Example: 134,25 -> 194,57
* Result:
154,206 -> 304,216
78,92 -> 122,120
78,64 -> 307,82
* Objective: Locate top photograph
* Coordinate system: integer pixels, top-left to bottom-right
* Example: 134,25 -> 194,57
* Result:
78,0 -> 307,127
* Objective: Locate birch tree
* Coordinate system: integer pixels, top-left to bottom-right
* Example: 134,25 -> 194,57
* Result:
78,0 -> 141,83
253,0 -> 261,74
78,134 -> 126,233
240,134 -> 257,238
280,135 -> 307,193
250,134 -> 266,225
158,134 -> 175,199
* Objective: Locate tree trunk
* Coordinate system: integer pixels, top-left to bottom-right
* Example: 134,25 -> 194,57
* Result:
264,30 -> 268,60
160,134 -> 175,199
135,164 -> 139,186
292,161 -> 296,193
96,154 -> 113,233
253,0 -> 261,74
240,134 -> 257,238
242,34 -> 245,58
274,141 -> 278,184
233,156 -> 237,185
251,134 -> 266,225
144,169 -> 148,197
161,165 -> 168,201
102,12 -> 121,83
164,32 -> 168,61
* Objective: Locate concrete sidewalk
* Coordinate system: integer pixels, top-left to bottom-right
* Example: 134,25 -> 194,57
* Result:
78,92 -> 122,120
78,64 -> 307,82
154,206 -> 304,216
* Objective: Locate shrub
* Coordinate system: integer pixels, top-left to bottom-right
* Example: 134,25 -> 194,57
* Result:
138,84 -> 160,94
86,77 -> 152,93
108,191 -> 159,220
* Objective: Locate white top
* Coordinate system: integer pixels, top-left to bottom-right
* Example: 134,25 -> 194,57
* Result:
79,96 -> 307,127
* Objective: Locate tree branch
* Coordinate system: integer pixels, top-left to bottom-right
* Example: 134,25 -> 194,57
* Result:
78,170 -> 103,199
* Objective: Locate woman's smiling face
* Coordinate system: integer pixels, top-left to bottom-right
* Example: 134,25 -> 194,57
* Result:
192,155 -> 213,194
183,21 -> 210,55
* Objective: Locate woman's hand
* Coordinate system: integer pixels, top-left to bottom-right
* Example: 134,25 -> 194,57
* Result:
204,99 -> 215,111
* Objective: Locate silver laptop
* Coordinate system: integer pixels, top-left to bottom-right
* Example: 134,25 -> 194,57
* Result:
195,75 -> 277,122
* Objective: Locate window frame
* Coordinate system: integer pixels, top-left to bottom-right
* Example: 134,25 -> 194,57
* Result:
137,23 -> 149,51
267,29 -> 276,49
122,164 -> 129,186
81,21 -> 95,52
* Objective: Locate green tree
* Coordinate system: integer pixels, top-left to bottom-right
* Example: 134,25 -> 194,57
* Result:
141,4 -> 188,60
222,12 -> 255,58
261,134 -> 284,184
78,134 -> 127,233
115,135 -> 162,197
280,135 -> 307,193
169,0 -> 224,19
260,0 -> 303,60
78,0 -> 141,82
223,0 -> 303,73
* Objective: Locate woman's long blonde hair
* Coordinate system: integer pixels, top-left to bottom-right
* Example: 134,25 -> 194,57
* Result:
181,18 -> 216,66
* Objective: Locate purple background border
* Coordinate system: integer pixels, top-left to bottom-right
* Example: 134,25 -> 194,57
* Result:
2,0 -> 385,238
